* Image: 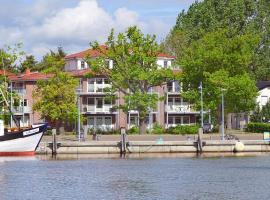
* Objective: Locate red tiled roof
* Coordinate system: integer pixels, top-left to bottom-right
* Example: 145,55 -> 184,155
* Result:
65,45 -> 108,59
157,53 -> 176,59
65,46 -> 175,59
9,70 -> 53,82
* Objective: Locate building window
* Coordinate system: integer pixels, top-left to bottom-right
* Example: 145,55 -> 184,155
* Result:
88,117 -> 94,126
105,117 -> 112,125
168,116 -> 174,124
164,60 -> 168,68
88,98 -> 95,105
81,61 -> 85,69
167,82 -> 173,92
183,116 -> 190,124
130,116 -> 138,126
96,117 -> 103,126
104,78 -> 110,84
96,98 -> 103,108
20,99 -> 27,107
175,116 -> 181,124
168,98 -> 173,103
104,98 -> 111,105
175,97 -> 181,104
96,78 -> 102,84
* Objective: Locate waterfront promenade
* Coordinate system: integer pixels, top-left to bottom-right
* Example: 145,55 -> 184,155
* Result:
37,131 -> 267,155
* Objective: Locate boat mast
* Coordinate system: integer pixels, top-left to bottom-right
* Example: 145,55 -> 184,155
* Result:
0,49 -> 20,128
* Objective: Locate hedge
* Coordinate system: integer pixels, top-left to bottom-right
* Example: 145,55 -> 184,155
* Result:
166,125 -> 199,135
246,123 -> 270,133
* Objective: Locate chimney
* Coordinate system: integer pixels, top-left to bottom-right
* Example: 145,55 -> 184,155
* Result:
25,68 -> 31,75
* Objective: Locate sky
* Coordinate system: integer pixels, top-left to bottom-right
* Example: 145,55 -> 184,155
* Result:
0,0 -> 197,59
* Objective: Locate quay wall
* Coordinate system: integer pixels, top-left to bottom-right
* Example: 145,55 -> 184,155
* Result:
36,140 -> 270,154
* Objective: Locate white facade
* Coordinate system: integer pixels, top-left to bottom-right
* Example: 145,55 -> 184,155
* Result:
257,87 -> 270,108
65,57 -> 175,71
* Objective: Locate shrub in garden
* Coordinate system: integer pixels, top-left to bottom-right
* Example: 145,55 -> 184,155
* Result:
246,123 -> 270,133
127,126 -> 139,134
150,123 -> 165,134
166,125 -> 199,135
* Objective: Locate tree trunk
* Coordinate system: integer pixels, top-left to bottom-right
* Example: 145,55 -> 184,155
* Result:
55,120 -> 64,135
139,117 -> 147,134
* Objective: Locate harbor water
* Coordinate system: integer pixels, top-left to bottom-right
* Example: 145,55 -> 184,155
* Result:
0,153 -> 270,200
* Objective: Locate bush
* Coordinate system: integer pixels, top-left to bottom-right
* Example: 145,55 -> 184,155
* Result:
127,126 -> 139,134
150,123 -> 165,134
246,123 -> 270,133
166,125 -> 199,135
87,128 -> 120,135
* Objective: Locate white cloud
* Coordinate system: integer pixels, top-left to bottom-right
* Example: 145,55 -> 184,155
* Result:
0,0 -> 173,59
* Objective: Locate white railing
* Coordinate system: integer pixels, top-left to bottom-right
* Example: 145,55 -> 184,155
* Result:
166,104 -> 191,112
13,88 -> 26,95
166,123 -> 195,127
13,106 -> 31,114
88,84 -> 111,93
87,124 -> 114,131
82,105 -> 113,113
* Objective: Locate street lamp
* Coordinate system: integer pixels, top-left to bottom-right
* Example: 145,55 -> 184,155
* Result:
76,87 -> 82,141
221,88 -> 226,140
198,82 -> 203,128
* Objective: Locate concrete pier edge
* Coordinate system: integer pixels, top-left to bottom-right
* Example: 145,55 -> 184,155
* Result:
36,140 -> 270,155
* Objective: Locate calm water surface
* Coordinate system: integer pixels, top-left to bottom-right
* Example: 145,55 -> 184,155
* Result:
0,153 -> 270,200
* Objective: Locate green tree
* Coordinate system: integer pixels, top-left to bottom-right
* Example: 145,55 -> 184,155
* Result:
180,29 -> 258,121
162,0 -> 270,80
87,26 -> 174,134
33,72 -> 79,133
35,47 -> 66,72
20,55 -> 38,73
0,43 -> 25,73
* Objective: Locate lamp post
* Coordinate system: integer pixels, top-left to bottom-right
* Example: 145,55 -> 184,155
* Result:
221,89 -> 226,140
76,87 -> 82,141
199,82 -> 203,128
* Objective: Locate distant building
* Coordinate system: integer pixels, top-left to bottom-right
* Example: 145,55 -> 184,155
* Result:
8,69 -> 52,127
65,48 -> 200,131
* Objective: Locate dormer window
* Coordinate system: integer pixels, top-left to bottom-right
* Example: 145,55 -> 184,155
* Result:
81,61 -> 85,69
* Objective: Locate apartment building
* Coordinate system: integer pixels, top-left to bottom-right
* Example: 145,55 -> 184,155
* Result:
65,48 -> 200,131
8,69 -> 52,127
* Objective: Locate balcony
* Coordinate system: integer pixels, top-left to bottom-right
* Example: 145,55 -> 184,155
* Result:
88,84 -> 111,93
166,103 -> 193,113
12,106 -> 31,114
81,104 -> 114,113
13,88 -> 26,95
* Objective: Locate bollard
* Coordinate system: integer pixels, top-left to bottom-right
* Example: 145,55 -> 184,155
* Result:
197,128 -> 203,153
92,129 -> 97,141
120,127 -> 127,155
52,129 -> 57,155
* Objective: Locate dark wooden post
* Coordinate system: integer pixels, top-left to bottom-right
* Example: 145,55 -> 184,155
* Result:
52,129 -> 57,155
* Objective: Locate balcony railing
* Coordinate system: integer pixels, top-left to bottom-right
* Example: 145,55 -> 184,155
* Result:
13,88 -> 26,95
88,84 -> 111,93
166,103 -> 192,113
12,106 -> 31,114
87,124 -> 114,131
167,86 -> 181,93
82,104 -> 113,113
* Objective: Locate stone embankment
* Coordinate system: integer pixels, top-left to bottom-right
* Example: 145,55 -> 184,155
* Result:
36,134 -> 270,154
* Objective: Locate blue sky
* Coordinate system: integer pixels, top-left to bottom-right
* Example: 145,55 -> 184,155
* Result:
0,0 -> 196,59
